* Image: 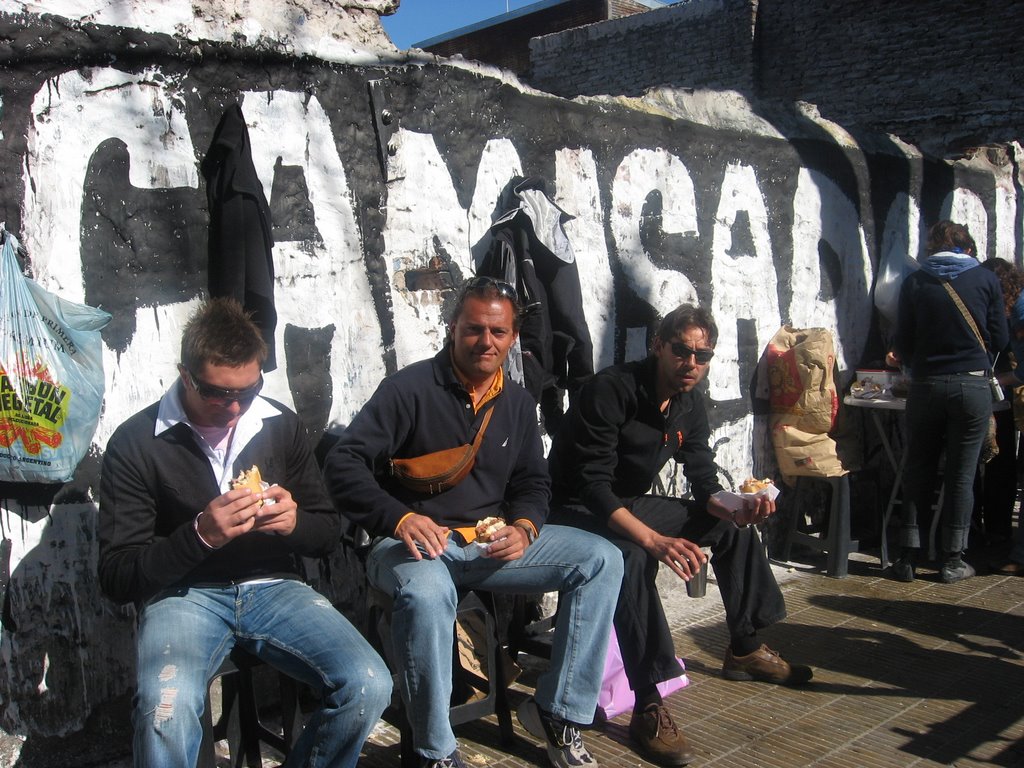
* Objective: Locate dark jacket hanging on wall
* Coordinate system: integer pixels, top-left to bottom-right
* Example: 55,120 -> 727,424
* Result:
201,104 -> 278,371
478,176 -> 594,431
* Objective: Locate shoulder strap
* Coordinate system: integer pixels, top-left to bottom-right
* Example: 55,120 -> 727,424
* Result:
941,280 -> 987,352
470,404 -> 495,454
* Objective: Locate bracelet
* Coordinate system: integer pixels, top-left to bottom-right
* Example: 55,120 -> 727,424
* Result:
513,521 -> 538,545
193,512 -> 218,550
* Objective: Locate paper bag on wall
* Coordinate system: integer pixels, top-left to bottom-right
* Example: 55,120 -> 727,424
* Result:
770,423 -> 846,479
759,325 -> 846,483
761,325 -> 839,433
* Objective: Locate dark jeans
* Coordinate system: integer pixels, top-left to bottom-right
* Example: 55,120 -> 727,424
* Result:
551,496 -> 787,691
901,373 -> 991,555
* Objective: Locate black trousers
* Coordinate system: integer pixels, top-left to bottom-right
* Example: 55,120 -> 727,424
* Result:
551,495 -> 787,690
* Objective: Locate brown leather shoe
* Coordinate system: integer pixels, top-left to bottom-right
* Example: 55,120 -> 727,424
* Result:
628,703 -> 696,766
722,644 -> 813,685
992,559 -> 1024,576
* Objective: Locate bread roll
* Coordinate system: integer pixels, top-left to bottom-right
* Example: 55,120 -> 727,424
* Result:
740,477 -> 773,495
474,516 -> 506,542
231,465 -> 265,506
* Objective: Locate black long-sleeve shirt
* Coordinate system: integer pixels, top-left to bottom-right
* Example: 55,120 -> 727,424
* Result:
98,395 -> 339,605
548,357 -> 723,518
322,348 -> 550,537
895,256 -> 1008,377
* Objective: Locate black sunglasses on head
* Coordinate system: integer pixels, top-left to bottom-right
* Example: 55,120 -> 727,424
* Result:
669,341 -> 714,364
185,369 -> 264,404
463,276 -> 519,303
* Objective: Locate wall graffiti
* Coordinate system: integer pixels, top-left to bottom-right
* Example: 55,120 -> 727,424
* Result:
0,29 -> 1019,757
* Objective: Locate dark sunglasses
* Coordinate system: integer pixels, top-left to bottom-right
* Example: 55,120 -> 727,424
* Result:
463,276 -> 519,303
186,369 -> 264,405
669,341 -> 714,364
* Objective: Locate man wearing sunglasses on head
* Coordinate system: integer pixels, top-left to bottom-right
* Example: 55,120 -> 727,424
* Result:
548,304 -> 811,768
98,298 -> 390,768
324,276 -> 622,768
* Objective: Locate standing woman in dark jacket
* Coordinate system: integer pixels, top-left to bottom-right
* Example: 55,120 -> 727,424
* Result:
888,220 -> 1008,583
976,258 -> 1024,546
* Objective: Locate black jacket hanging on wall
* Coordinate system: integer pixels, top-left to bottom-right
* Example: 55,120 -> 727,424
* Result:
478,176 -> 594,430
201,104 -> 278,371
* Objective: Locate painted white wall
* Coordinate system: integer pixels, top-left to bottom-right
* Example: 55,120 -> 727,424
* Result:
788,168 -> 874,376
555,148 -> 615,371
243,90 -> 387,424
8,0 -> 400,62
610,148 -> 699,315
22,68 -> 199,303
709,161 -> 781,401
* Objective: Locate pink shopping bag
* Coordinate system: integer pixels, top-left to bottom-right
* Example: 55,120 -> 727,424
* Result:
597,626 -> 688,719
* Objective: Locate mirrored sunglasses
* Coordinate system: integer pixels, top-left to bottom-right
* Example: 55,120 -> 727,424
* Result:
186,369 -> 264,404
669,341 -> 714,364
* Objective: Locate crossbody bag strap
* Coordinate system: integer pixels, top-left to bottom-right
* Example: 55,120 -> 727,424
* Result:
469,403 -> 495,453
941,280 -> 988,353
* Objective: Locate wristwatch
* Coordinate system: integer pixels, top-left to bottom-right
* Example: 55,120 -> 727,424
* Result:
730,509 -> 750,529
514,521 -> 538,544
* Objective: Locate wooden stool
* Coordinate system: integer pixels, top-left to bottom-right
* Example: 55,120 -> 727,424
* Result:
198,647 -> 303,768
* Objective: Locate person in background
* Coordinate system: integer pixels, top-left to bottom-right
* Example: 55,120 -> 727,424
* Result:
323,277 -> 622,768
548,304 -> 812,768
887,220 -> 1008,583
99,298 -> 390,768
991,289 -> 1024,576
977,259 -> 1024,547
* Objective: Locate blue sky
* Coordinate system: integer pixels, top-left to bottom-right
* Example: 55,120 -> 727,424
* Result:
381,0 -> 540,49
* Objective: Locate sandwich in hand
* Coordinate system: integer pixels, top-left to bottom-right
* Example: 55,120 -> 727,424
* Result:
475,516 -> 506,542
231,465 -> 265,507
739,477 -> 774,495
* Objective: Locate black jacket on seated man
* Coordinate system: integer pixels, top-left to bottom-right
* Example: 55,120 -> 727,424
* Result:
548,303 -> 811,768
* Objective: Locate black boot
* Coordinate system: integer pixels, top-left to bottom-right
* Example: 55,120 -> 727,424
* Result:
888,547 -> 918,582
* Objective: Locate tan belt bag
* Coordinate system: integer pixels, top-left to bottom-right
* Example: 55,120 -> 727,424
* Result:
389,406 -> 494,494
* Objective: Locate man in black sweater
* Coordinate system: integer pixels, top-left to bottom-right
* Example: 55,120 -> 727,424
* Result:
324,277 -> 622,768
99,298 -> 390,768
548,304 -> 811,767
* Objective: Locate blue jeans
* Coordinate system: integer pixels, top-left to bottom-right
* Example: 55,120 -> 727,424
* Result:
133,579 -> 391,768
367,525 -> 622,760
901,374 -> 992,555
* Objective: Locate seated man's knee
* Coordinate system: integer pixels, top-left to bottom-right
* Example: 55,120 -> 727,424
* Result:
589,536 -> 625,582
364,660 -> 393,709
391,565 -> 458,614
617,538 -> 654,579
134,663 -> 207,734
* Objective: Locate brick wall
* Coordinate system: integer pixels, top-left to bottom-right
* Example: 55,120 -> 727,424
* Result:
754,0 -> 1024,151
529,0 -> 1024,152
423,0 -> 657,76
529,0 -> 756,97
425,0 -> 606,73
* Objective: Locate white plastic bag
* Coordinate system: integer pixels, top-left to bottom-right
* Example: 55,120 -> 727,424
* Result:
0,229 -> 111,482
874,243 -> 919,327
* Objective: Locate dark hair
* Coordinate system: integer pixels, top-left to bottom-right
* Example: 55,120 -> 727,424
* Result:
926,220 -> 977,258
450,277 -> 524,331
180,298 -> 268,372
980,257 -> 1024,317
655,304 -> 718,347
